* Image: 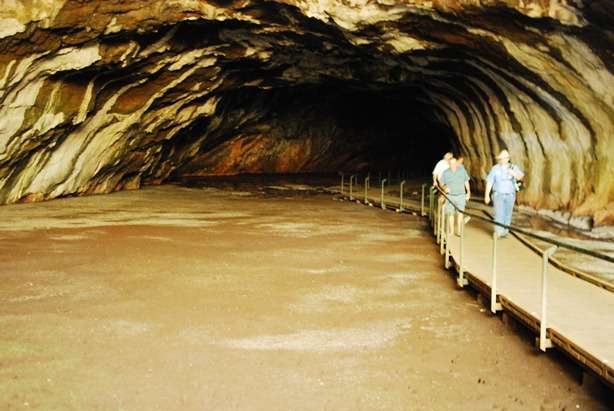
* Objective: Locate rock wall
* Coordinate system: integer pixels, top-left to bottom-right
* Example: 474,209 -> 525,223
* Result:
0,1 -> 612,224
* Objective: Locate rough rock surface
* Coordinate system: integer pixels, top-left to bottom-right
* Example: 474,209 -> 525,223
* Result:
0,1 -> 612,223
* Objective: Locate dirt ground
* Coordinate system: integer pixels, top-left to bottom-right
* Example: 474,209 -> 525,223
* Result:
0,182 -> 611,410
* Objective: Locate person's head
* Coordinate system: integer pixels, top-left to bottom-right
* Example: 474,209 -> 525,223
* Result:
443,152 -> 453,161
457,155 -> 464,165
449,157 -> 458,171
496,149 -> 510,165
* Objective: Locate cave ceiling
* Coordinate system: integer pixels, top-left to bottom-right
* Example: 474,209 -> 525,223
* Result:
0,1 -> 613,223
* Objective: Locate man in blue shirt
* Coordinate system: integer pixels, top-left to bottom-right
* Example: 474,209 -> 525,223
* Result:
440,157 -> 471,236
484,150 -> 524,238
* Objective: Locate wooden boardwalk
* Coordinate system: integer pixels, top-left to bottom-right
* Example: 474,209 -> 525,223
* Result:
338,184 -> 614,386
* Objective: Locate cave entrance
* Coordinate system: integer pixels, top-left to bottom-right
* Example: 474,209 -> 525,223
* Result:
172,83 -> 457,180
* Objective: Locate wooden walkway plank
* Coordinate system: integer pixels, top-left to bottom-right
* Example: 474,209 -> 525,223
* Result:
446,219 -> 614,369
338,186 -> 614,386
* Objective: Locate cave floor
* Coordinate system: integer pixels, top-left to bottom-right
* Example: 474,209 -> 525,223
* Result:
0,183 -> 610,410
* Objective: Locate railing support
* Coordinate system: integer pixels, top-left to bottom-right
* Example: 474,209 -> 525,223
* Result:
433,193 -> 437,234
397,180 -> 406,212
420,184 -> 426,216
429,188 -> 433,225
490,231 -> 502,313
539,246 -> 558,351
436,199 -> 441,245
430,188 -> 436,226
439,205 -> 446,255
340,173 -> 345,196
457,215 -> 470,287
364,176 -> 370,205
380,179 -> 387,210
435,194 -> 439,239
438,202 -> 445,252
349,175 -> 356,200
444,215 -> 451,268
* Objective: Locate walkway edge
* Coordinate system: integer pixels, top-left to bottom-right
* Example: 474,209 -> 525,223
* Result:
448,255 -> 614,388
334,189 -> 613,293
333,189 -> 614,388
480,210 -> 614,293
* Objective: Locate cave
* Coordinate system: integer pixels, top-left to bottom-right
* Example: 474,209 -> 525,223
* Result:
1,0 -> 612,223
1,1 -> 613,408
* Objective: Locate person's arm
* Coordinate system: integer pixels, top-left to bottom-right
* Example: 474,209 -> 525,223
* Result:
439,172 -> 449,193
463,169 -> 471,200
484,181 -> 492,204
510,165 -> 524,181
432,172 -> 438,187
485,168 -> 494,205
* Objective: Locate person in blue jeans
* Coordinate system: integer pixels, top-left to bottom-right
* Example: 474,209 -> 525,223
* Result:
440,157 -> 471,236
484,150 -> 524,238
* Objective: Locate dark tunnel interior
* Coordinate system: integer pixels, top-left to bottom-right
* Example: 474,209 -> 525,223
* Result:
168,83 -> 456,180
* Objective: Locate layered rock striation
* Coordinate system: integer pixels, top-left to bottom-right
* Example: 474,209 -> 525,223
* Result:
0,1 -> 612,223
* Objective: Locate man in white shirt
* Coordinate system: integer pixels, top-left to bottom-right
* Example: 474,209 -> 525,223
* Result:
431,152 -> 453,224
432,152 -> 453,189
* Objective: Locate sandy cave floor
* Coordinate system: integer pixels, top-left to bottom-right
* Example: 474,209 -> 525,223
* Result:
0,182 -> 611,410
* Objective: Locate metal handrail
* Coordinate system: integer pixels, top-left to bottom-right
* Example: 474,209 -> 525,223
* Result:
338,174 -> 613,367
335,174 -> 613,264
433,186 -> 614,264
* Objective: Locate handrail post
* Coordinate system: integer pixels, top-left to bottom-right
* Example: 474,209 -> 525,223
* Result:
439,204 -> 445,254
436,197 -> 441,244
434,192 -> 439,236
364,176 -> 370,205
420,184 -> 426,216
457,215 -> 470,287
429,188 -> 433,225
444,215 -> 451,268
539,245 -> 557,352
397,180 -> 406,212
490,231 -> 502,313
435,191 -> 440,240
431,189 -> 436,228
340,173 -> 345,196
380,179 -> 387,210
437,197 -> 444,248
349,175 -> 355,200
